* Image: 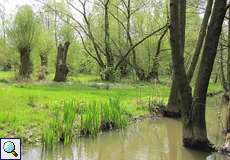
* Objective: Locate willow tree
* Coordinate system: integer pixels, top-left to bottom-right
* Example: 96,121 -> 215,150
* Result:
7,5 -> 38,79
54,24 -> 73,82
37,30 -> 54,80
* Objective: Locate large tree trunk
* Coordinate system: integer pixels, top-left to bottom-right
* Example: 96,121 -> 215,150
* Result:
169,0 -> 194,149
187,0 -> 214,82
104,0 -> 113,67
184,0 -> 227,151
222,9 -> 230,104
164,76 -> 182,117
227,9 -> 230,92
38,53 -> 48,81
165,0 -> 213,118
54,42 -> 70,82
102,0 -> 116,82
19,48 -> 33,79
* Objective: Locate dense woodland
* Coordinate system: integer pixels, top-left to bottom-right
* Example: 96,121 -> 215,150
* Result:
1,0 -> 230,156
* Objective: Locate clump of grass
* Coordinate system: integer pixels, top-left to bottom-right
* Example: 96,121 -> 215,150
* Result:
148,97 -> 166,115
100,97 -> 128,130
60,101 -> 77,144
80,98 -> 128,136
42,108 -> 60,147
80,102 -> 100,136
42,100 -> 77,147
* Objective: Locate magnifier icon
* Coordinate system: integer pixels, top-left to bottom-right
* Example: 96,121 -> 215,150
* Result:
3,141 -> 18,157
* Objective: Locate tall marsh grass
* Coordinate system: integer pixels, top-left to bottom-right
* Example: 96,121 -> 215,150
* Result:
101,98 -> 128,130
80,102 -> 100,136
80,97 -> 128,135
43,98 -> 129,146
42,100 -> 77,147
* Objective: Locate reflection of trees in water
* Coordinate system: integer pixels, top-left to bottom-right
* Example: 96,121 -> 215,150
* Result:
166,119 -> 180,160
206,97 -> 227,145
38,118 -> 225,160
74,120 -> 170,160
41,144 -> 74,160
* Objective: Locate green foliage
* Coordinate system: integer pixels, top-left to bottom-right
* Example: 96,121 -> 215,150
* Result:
42,100 -> 77,147
0,39 -> 18,70
80,97 -> 128,136
36,29 -> 54,55
7,5 -> 38,51
80,102 -> 100,136
59,24 -> 74,43
101,97 -> 128,130
100,67 -> 121,82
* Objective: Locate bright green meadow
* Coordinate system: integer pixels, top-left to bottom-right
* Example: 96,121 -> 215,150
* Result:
0,71 -> 222,144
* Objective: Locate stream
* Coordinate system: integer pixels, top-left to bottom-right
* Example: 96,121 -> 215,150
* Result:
23,97 -> 230,160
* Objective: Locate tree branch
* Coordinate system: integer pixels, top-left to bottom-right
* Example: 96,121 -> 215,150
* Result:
115,24 -> 169,70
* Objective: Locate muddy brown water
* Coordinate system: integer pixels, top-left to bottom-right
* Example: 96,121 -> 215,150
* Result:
23,97 -> 230,160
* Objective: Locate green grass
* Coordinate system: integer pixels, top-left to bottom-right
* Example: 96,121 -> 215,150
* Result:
80,102 -> 100,136
101,97 -> 128,130
0,71 -> 223,144
42,100 -> 77,146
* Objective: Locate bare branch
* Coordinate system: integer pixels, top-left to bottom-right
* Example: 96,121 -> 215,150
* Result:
115,24 -> 169,70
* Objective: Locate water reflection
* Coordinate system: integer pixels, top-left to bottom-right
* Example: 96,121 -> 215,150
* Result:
23,119 -> 213,160
23,97 -> 229,160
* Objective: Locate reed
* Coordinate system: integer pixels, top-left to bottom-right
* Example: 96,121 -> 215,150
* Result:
100,97 -> 128,130
42,100 -> 77,147
80,102 -> 100,136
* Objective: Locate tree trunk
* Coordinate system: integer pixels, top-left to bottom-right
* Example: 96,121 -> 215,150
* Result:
38,53 -> 48,81
222,9 -> 230,104
119,59 -> 129,77
219,39 -> 228,93
19,48 -> 33,79
164,76 -> 182,117
227,9 -> 230,91
147,28 -> 168,81
184,0 -> 227,151
54,42 -> 70,82
186,0 -> 214,82
169,0 -> 195,149
165,0 -> 213,118
104,0 -> 114,67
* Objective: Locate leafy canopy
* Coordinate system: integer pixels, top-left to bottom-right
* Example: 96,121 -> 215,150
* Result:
7,5 -> 38,52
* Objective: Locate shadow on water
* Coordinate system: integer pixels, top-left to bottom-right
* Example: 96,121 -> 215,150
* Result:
23,96 -> 230,160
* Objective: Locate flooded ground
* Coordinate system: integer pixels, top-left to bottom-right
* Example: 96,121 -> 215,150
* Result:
23,97 -> 230,160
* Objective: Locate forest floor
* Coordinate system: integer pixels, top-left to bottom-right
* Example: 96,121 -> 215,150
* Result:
0,71 -> 223,144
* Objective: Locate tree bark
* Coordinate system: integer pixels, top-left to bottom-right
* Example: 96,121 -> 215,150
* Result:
169,0 -> 195,149
184,0 -> 227,150
186,0 -> 214,82
222,9 -> 230,104
19,48 -> 33,79
220,39 -> 228,92
165,0 -> 213,117
104,0 -> 113,67
227,9 -> 230,91
54,42 -> 70,82
147,28 -> 168,81
163,76 -> 182,117
38,53 -> 48,81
